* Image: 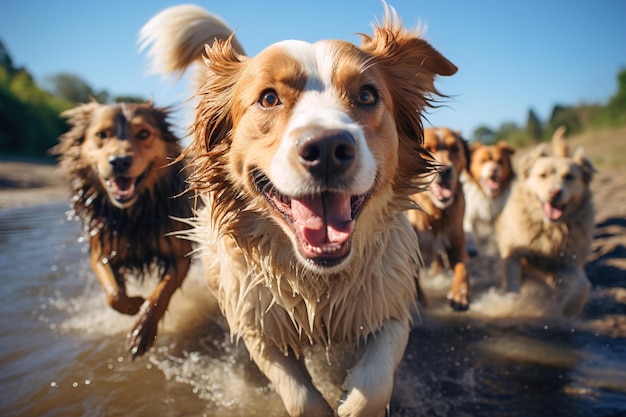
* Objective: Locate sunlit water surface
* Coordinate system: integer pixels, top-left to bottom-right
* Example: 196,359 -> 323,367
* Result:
1,203 -> 625,417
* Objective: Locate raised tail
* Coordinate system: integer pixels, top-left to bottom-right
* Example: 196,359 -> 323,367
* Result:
139,4 -> 244,78
550,125 -> 569,157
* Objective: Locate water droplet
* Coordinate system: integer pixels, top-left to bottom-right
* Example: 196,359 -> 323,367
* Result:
50,382 -> 57,388
72,382 -> 78,388
101,258 -> 108,265
84,379 -> 91,385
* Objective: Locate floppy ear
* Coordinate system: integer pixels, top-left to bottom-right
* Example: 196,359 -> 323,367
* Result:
51,101 -> 100,155
573,146 -> 596,184
361,6 -> 457,144
460,133 -> 471,171
360,5 -> 457,185
496,140 -> 515,157
191,37 -> 245,155
49,101 -> 101,177
519,143 -> 548,180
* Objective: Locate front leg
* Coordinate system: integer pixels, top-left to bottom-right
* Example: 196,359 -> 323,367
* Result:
446,240 -> 469,311
90,250 -> 144,315
243,333 -> 332,417
338,318 -> 409,417
127,256 -> 191,358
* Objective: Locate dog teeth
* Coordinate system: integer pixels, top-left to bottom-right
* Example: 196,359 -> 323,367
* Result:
303,241 -> 342,255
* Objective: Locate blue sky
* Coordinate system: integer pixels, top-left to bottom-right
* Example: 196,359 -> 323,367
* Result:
1,0 -> 624,137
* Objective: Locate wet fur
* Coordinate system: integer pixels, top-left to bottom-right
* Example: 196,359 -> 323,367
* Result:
141,4 -> 456,416
407,127 -> 471,311
53,101 -> 194,357
496,127 -> 595,316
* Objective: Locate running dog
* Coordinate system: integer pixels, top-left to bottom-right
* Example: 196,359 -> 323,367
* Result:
140,4 -> 456,415
53,101 -> 194,357
462,140 -> 515,256
407,127 -> 471,311
496,127 -> 595,316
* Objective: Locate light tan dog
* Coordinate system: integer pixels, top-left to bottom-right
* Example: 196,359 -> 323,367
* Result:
53,101 -> 194,357
140,4 -> 456,416
407,127 -> 470,311
496,127 -> 595,316
462,141 -> 515,256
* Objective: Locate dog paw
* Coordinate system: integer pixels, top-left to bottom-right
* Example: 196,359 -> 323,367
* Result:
108,292 -> 145,315
447,292 -> 469,312
126,301 -> 158,358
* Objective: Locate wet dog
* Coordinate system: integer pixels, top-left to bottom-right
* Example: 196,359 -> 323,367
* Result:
140,4 -> 456,415
407,127 -> 470,311
496,127 -> 595,316
53,101 -> 194,357
462,140 -> 515,256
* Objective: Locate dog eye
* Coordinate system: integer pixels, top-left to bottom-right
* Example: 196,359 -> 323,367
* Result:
450,144 -> 459,153
96,131 -> 108,139
259,90 -> 281,109
136,129 -> 151,140
564,173 -> 574,181
357,86 -> 378,106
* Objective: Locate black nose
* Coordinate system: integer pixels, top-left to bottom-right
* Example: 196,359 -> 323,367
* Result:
438,165 -> 454,181
109,155 -> 133,173
296,130 -> 356,178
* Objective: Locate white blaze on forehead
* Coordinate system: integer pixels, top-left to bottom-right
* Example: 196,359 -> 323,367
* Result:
268,39 -> 377,196
435,129 -> 447,147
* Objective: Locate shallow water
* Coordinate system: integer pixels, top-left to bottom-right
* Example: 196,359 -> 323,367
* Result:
1,203 -> 625,417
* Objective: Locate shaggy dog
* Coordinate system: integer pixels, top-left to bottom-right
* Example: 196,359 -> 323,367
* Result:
462,140 -> 515,256
53,101 -> 194,357
140,4 -> 456,415
407,127 -> 471,311
496,127 -> 595,316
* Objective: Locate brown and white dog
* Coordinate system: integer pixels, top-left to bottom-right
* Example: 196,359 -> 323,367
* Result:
462,140 -> 515,257
140,4 -> 456,416
496,127 -> 595,316
407,127 -> 470,311
52,101 -> 194,357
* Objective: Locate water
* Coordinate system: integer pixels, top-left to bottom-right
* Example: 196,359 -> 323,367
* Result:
1,203 -> 625,417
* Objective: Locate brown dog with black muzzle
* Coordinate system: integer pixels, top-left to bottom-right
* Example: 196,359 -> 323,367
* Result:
53,101 -> 194,357
407,127 -> 471,311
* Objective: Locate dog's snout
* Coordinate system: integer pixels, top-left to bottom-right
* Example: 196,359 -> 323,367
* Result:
549,188 -> 562,202
297,130 -> 356,177
109,155 -> 133,173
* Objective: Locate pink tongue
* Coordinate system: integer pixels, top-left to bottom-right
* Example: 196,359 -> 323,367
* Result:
542,202 -> 563,221
486,178 -> 500,192
430,182 -> 452,201
111,177 -> 135,198
291,193 -> 355,248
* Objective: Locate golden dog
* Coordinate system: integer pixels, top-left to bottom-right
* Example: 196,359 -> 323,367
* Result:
141,4 -> 456,416
496,127 -> 595,316
53,101 -> 193,357
407,127 -> 471,310
462,141 -> 515,256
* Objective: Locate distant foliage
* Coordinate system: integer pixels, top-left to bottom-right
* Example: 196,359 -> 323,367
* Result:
0,58 -> 73,157
0,39 -> 148,159
473,68 -> 626,147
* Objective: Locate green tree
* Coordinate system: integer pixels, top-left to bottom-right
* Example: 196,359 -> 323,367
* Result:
548,105 -> 581,136
114,95 -> 147,103
45,72 -> 109,104
525,108 -> 542,143
472,125 -> 495,144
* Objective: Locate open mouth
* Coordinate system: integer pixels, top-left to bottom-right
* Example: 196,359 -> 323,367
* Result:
429,181 -> 454,205
253,170 -> 369,269
542,201 -> 565,222
104,166 -> 151,207
482,174 -> 501,194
